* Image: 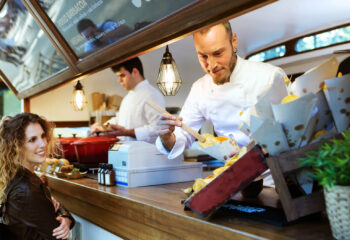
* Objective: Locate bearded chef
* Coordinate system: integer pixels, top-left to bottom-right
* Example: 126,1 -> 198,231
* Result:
155,21 -> 287,159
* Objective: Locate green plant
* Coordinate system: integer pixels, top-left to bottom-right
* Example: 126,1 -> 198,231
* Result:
298,129 -> 350,189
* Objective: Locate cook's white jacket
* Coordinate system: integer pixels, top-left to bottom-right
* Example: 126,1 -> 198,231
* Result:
109,80 -> 165,143
156,56 -> 287,159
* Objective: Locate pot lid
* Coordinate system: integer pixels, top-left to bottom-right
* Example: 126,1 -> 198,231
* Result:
72,136 -> 119,145
57,136 -> 81,144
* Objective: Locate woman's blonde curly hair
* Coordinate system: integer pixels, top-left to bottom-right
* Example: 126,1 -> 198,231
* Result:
0,113 -> 56,203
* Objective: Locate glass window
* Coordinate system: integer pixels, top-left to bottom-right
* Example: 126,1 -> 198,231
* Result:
0,83 -> 21,117
39,0 -> 195,58
295,25 -> 350,52
248,45 -> 286,62
0,0 -> 68,93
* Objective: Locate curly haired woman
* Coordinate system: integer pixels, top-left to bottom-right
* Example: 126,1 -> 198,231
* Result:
0,113 -> 74,239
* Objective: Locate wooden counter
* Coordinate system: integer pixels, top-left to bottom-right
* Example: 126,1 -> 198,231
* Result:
47,175 -> 332,240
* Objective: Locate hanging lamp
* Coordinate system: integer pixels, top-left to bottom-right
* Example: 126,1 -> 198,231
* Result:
156,45 -> 182,96
70,80 -> 87,111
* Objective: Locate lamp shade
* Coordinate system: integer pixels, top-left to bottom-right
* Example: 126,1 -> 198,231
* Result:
157,46 -> 182,96
70,80 -> 87,111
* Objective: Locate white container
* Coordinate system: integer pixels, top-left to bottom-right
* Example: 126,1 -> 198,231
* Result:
115,162 -> 202,187
108,141 -> 183,169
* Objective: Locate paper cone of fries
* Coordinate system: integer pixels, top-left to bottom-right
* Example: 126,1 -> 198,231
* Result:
197,139 -> 240,162
239,122 -> 252,136
290,57 -> 339,96
238,105 -> 260,136
250,115 -> 265,134
309,126 -> 338,144
299,106 -> 318,148
272,93 -> 318,150
255,77 -> 288,120
314,90 -> 334,132
324,74 -> 350,132
251,118 -> 290,156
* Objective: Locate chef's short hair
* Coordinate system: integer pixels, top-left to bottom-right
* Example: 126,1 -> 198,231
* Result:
195,21 -> 233,42
111,57 -> 144,78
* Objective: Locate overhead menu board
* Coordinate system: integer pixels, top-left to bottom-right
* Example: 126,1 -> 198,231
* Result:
40,0 -> 195,58
0,0 -> 68,93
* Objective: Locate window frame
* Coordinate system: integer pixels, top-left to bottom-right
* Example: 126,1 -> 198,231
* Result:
246,23 -> 350,62
248,44 -> 286,62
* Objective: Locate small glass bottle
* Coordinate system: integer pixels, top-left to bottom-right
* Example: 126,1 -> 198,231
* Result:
97,163 -> 103,184
105,164 -> 115,186
100,163 -> 106,185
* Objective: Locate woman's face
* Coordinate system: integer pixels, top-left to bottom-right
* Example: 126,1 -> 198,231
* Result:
22,122 -> 47,171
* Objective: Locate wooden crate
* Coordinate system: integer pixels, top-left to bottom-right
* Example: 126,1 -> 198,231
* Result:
266,141 -> 326,222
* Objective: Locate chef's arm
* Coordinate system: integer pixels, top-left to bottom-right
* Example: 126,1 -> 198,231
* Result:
123,128 -> 136,138
109,125 -> 136,138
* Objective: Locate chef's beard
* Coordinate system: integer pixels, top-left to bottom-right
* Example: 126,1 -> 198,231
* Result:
212,52 -> 236,85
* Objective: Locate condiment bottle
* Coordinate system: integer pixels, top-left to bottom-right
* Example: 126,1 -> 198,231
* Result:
105,164 -> 115,186
97,163 -> 103,184
100,163 -> 106,185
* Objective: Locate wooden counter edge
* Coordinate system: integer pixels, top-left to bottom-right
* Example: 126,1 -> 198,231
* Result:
46,175 -> 291,240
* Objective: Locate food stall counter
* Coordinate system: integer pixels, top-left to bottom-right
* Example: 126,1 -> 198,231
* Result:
46,174 -> 332,240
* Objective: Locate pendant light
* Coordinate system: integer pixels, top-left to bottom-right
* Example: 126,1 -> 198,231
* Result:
70,80 -> 87,111
157,45 -> 182,96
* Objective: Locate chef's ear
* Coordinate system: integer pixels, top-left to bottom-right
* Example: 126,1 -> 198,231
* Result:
131,67 -> 139,75
232,32 -> 238,52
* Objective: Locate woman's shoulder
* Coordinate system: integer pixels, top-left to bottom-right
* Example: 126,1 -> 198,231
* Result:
7,167 -> 42,199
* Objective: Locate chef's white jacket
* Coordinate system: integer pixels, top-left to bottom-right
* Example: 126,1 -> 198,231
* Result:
109,80 -> 165,143
156,56 -> 287,159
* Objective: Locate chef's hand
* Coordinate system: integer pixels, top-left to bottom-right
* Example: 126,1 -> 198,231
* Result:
53,216 -> 71,239
157,113 -> 182,151
105,124 -> 136,138
51,196 -> 60,213
90,122 -> 104,134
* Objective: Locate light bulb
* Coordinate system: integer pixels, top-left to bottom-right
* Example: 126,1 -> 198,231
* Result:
70,81 -> 87,111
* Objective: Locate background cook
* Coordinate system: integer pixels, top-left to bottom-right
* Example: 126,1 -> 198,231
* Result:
91,57 -> 165,144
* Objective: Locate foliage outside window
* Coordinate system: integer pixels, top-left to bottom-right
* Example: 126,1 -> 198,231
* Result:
248,45 -> 286,62
0,89 -> 21,117
295,25 -> 350,52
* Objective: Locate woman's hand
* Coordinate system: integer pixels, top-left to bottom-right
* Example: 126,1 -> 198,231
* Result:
51,197 -> 60,213
52,216 -> 71,239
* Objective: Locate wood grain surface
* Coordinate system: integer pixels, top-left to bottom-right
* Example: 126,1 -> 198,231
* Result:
46,174 -> 333,240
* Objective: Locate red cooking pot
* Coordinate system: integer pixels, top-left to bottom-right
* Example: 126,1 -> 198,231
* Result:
56,135 -> 80,162
72,135 -> 119,163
